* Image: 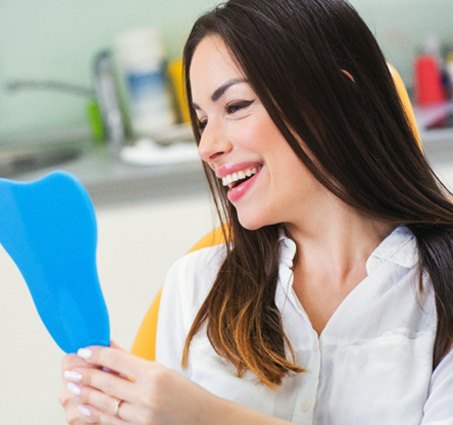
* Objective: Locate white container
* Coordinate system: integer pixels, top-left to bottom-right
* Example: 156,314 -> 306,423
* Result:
115,28 -> 176,136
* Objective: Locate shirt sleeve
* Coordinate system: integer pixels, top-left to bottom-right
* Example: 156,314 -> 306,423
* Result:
155,257 -> 191,374
421,347 -> 453,424
155,245 -> 225,376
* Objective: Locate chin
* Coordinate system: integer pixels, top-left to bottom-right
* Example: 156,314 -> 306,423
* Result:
237,211 -> 275,231
239,222 -> 263,231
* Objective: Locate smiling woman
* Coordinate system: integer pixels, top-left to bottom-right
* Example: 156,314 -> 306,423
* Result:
59,1 -> 453,424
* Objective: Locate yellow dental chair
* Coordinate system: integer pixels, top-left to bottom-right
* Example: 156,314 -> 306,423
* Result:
130,66 -> 422,361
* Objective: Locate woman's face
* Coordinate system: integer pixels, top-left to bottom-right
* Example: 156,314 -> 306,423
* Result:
190,35 -> 326,230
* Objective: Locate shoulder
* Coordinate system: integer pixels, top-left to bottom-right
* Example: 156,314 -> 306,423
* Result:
162,243 -> 228,318
166,243 -> 228,290
155,243 -> 228,368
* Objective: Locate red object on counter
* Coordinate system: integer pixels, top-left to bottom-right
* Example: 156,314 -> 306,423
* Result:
414,55 -> 445,106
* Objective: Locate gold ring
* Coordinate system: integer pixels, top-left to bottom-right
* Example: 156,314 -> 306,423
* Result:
112,398 -> 123,418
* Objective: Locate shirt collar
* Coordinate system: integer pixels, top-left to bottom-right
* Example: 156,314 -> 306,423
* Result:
278,225 -> 417,275
365,225 -> 418,274
278,230 -> 297,271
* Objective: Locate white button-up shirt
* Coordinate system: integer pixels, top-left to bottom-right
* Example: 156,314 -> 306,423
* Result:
156,226 -> 453,424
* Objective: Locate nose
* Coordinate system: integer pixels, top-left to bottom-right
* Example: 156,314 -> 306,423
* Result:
197,121 -> 232,164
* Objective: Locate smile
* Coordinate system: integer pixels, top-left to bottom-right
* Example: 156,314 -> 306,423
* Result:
221,166 -> 261,189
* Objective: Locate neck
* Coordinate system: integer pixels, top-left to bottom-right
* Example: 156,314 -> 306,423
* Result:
285,195 -> 395,284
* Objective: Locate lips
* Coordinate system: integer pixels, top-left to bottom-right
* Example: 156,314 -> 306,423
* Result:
216,162 -> 261,177
216,162 -> 263,202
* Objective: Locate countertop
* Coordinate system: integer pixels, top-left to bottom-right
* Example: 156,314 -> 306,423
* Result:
58,145 -> 209,207
9,139 -> 209,208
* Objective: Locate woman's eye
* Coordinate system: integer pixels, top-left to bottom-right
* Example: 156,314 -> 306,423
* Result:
197,119 -> 207,132
226,100 -> 254,115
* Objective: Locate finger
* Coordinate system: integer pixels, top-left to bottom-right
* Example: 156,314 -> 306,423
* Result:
73,366 -> 139,404
65,404 -> 100,425
79,387 -> 148,424
59,386 -> 75,409
62,354 -> 90,372
62,354 -> 101,385
84,405 -> 125,425
59,388 -> 99,425
76,346 -> 155,382
63,363 -> 105,385
109,340 -> 125,351
102,341 -> 126,375
69,402 -> 117,425
75,385 -> 133,424
63,383 -> 125,425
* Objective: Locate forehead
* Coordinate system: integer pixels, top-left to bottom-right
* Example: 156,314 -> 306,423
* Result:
189,35 -> 246,98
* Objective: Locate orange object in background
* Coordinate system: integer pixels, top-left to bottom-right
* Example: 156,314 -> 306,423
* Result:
388,64 -> 423,151
168,59 -> 191,123
414,55 -> 446,106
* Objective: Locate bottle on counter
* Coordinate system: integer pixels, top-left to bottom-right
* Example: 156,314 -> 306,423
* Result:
115,28 -> 176,138
413,54 -> 445,106
93,49 -> 126,150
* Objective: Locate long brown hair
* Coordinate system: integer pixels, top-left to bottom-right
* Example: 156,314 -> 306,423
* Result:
181,0 -> 453,387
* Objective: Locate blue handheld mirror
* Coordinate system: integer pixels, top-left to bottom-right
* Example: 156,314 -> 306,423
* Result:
0,171 -> 109,353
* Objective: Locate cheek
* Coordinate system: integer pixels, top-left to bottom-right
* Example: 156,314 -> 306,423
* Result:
229,114 -> 275,150
271,149 -> 317,191
228,124 -> 259,149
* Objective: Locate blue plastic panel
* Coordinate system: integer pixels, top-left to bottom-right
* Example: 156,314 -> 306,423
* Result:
0,171 -> 110,353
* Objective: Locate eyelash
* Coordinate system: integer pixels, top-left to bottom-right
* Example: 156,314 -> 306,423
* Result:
197,100 -> 254,132
226,99 -> 254,114
197,119 -> 208,131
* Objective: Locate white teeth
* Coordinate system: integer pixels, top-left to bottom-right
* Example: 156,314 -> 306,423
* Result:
221,167 -> 258,187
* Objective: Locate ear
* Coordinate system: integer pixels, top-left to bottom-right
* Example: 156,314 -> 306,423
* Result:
341,69 -> 355,82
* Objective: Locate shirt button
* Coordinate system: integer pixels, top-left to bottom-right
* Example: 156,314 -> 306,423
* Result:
300,400 -> 313,411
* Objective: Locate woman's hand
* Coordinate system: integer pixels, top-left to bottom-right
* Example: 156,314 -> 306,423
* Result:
59,351 -> 103,424
59,343 -> 219,425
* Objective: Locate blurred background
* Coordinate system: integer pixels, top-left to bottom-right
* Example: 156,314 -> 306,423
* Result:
1,1 -> 453,424
1,0 -> 453,140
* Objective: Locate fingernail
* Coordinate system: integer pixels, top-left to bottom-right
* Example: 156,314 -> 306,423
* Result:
67,382 -> 81,396
64,370 -> 82,382
77,348 -> 92,359
78,405 -> 92,417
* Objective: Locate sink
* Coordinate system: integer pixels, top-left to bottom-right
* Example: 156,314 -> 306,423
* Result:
0,140 -> 85,178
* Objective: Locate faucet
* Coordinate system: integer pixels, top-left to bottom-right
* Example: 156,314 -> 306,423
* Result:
6,80 -> 94,97
6,50 -> 127,149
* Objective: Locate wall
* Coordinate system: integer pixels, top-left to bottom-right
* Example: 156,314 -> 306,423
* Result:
0,0 -> 218,139
1,0 -> 452,140
354,0 -> 453,86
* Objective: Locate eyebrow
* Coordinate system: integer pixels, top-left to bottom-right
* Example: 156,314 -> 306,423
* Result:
192,78 -> 247,110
